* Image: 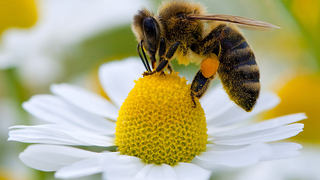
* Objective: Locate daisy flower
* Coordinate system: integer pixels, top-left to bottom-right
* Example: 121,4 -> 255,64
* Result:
8,58 -> 305,180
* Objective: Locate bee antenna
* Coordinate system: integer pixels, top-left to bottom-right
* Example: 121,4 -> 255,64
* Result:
139,41 -> 152,72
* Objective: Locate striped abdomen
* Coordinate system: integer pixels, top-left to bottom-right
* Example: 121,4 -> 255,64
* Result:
216,25 -> 260,112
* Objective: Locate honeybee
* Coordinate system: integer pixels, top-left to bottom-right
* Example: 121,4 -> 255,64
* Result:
132,1 -> 278,112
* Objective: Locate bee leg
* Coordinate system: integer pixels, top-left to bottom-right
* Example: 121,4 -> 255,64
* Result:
155,37 -> 167,73
143,58 -> 169,76
190,56 -> 219,107
158,39 -> 175,74
158,37 -> 168,76
156,41 -> 180,71
158,37 -> 166,58
191,70 -> 212,107
143,38 -> 166,76
211,41 -> 221,57
167,62 -> 173,73
144,40 -> 181,76
165,41 -> 181,60
191,91 -> 197,108
202,41 -> 221,57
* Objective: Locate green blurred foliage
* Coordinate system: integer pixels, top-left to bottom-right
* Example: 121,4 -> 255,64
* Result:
63,25 -> 137,76
281,0 -> 320,64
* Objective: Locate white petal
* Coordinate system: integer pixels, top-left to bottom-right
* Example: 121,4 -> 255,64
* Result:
19,145 -> 98,171
23,95 -> 115,135
102,153 -> 145,180
9,128 -> 80,146
135,165 -> 153,180
200,85 -> 235,120
207,92 -> 280,128
55,154 -> 107,179
50,83 -> 119,120
213,113 -> 307,137
9,124 -> 114,147
173,163 -> 211,180
262,143 -> 302,161
134,164 -> 177,180
149,164 -> 177,180
99,58 -> 145,108
195,144 -> 272,167
211,123 -> 304,145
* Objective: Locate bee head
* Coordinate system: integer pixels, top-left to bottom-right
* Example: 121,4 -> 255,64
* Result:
132,8 -> 161,60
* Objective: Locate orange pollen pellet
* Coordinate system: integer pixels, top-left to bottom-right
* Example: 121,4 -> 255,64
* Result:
200,57 -> 220,78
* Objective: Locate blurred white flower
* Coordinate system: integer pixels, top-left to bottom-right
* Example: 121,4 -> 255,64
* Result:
8,58 -> 305,180
0,0 -> 153,87
233,144 -> 320,180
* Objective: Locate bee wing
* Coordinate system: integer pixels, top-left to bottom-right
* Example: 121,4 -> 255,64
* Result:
188,14 -> 279,29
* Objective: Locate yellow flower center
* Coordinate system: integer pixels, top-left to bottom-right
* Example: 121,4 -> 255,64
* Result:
115,72 -> 207,166
0,0 -> 38,35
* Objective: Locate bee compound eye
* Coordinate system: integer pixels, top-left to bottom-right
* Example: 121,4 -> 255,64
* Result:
143,17 -> 157,37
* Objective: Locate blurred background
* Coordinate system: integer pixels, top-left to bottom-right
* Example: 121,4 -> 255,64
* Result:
0,0 -> 319,179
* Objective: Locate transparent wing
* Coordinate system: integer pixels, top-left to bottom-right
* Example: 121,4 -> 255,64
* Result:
188,14 -> 279,29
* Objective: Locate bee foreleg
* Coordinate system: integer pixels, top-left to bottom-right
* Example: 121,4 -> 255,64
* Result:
158,38 -> 175,74
167,62 -> 174,73
166,41 -> 181,59
158,37 -> 168,73
155,41 -> 181,73
159,37 -> 166,58
155,59 -> 169,72
143,59 -> 169,76
143,40 -> 180,76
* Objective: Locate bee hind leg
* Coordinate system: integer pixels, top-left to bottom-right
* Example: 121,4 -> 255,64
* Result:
190,56 -> 219,107
190,70 -> 212,107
